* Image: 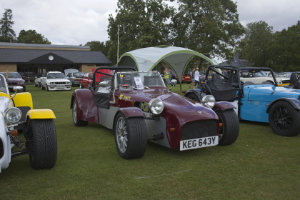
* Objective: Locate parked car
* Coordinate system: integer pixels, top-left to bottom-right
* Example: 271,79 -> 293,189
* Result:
34,73 -> 46,87
41,71 -> 72,91
185,66 -> 300,137
0,74 -> 57,173
0,72 -> 26,91
66,71 -> 86,86
181,74 -> 192,83
79,72 -> 93,88
240,69 -> 290,86
71,67 -> 239,159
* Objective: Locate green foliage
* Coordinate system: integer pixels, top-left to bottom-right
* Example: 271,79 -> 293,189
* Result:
85,40 -> 109,55
170,0 -> 244,60
17,29 -> 51,44
0,9 -> 16,42
238,21 -> 300,71
238,21 -> 273,67
107,0 -> 174,63
271,21 -> 300,71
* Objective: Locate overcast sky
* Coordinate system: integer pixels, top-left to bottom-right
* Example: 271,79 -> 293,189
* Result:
0,0 -> 299,45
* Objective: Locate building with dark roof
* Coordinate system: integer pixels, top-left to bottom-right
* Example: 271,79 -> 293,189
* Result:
0,42 -> 112,77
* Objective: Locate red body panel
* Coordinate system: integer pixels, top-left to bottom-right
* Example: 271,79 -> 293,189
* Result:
214,101 -> 235,111
71,89 -> 98,123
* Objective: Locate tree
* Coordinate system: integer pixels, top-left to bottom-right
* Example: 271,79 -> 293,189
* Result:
85,41 -> 109,55
107,0 -> 173,63
0,9 -> 16,42
170,0 -> 244,60
271,21 -> 300,71
238,21 -> 273,67
17,29 -> 51,44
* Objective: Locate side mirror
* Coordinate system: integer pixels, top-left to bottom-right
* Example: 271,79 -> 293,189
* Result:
13,86 -> 23,92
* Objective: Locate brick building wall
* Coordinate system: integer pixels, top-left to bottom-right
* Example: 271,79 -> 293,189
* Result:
0,64 -> 17,72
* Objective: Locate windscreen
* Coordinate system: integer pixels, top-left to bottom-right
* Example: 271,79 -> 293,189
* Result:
47,73 -> 65,79
116,71 -> 165,90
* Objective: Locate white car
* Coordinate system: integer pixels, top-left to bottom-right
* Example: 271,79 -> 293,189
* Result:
41,71 -> 72,91
240,70 -> 290,86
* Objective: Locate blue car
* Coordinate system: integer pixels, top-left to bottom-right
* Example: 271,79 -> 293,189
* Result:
185,66 -> 300,136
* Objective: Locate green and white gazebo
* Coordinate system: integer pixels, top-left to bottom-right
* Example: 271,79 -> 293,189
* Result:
118,46 -> 215,84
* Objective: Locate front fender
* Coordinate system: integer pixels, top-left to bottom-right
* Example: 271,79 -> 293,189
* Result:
213,101 -> 235,112
119,107 -> 145,118
26,109 -> 56,119
267,98 -> 300,113
71,89 -> 98,123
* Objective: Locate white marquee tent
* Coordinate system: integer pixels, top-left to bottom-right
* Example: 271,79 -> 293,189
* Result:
118,46 -> 215,83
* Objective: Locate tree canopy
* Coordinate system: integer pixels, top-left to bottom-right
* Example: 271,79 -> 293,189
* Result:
17,29 -> 51,44
0,9 -> 16,42
171,0 -> 244,60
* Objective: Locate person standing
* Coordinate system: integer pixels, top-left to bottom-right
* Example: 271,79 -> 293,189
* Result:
194,67 -> 200,88
163,67 -> 171,86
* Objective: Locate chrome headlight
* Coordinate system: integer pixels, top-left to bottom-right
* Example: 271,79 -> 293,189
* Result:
149,98 -> 164,115
5,107 -> 22,124
201,95 -> 215,108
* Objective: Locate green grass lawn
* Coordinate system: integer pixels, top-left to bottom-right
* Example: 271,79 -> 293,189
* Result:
0,85 -> 299,200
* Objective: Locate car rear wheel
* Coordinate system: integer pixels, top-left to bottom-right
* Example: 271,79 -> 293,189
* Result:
216,109 -> 239,145
269,101 -> 300,136
72,99 -> 88,126
28,119 -> 57,169
114,113 -> 147,159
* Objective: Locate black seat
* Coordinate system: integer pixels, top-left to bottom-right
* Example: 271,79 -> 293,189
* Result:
290,73 -> 300,89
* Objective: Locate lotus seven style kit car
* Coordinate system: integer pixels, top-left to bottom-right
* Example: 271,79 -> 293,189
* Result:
185,66 -> 300,137
71,67 -> 239,159
0,74 -> 57,173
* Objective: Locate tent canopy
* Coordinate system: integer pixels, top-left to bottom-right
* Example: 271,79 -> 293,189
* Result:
118,46 -> 215,83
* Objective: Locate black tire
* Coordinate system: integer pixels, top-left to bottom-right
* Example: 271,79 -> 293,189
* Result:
186,92 -> 200,102
72,99 -> 88,126
46,85 -> 49,91
28,119 -> 57,169
269,101 -> 300,136
114,113 -> 147,159
216,109 -> 239,145
41,84 -> 45,90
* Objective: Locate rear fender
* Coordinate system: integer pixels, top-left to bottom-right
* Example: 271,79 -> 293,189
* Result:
267,98 -> 300,113
12,92 -> 33,109
71,89 -> 98,123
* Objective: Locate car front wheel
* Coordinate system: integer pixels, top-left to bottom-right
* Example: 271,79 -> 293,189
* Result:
114,113 -> 147,159
28,119 -> 57,169
216,109 -> 239,145
269,101 -> 300,136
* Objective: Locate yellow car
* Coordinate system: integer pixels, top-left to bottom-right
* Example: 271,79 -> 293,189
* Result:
0,74 -> 57,173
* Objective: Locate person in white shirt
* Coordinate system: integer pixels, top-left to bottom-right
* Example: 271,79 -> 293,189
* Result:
194,67 -> 200,88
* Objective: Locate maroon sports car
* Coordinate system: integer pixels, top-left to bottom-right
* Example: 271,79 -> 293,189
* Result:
71,67 -> 239,159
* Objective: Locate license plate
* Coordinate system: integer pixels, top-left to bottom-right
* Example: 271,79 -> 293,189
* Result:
180,136 -> 218,151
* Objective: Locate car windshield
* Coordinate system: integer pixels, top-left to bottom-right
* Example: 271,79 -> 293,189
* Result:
74,72 -> 85,78
47,73 -> 65,79
0,74 -> 9,94
116,71 -> 165,90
